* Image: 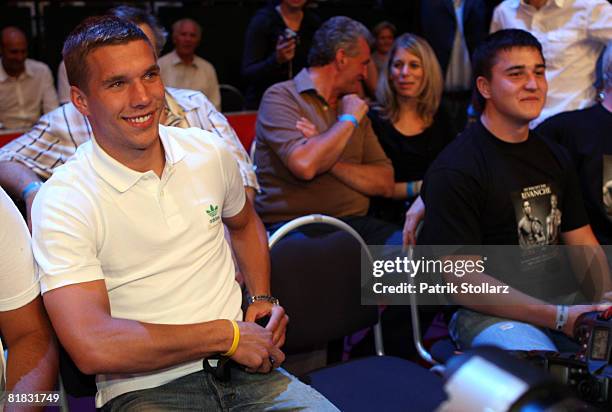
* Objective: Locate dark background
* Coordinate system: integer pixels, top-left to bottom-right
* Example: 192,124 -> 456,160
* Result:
0,0 -> 506,93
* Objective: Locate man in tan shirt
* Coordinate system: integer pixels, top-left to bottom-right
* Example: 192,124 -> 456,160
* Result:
255,16 -> 400,245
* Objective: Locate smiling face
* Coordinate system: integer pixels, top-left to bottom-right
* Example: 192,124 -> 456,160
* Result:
390,47 -> 424,99
478,46 -> 547,125
73,39 -> 165,165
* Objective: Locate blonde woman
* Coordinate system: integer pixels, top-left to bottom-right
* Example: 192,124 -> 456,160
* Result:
368,33 -> 454,225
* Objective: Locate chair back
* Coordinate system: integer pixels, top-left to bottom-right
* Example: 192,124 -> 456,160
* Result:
220,84 -> 245,113
268,215 -> 379,354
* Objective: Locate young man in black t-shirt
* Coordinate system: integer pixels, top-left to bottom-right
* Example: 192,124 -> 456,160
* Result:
418,30 -> 611,351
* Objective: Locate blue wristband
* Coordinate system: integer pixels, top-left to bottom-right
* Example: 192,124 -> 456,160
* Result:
338,114 -> 359,128
22,181 -> 42,200
406,182 -> 413,198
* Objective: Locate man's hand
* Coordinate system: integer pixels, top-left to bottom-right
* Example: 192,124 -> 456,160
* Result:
231,321 -> 286,373
275,36 -> 296,64
562,304 -> 611,338
245,302 -> 288,348
296,117 -> 318,138
340,94 -> 368,123
402,196 -> 425,245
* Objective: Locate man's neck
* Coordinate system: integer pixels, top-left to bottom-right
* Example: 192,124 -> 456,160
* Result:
481,108 -> 531,143
278,2 -> 304,22
602,89 -> 612,113
175,50 -> 194,65
307,66 -> 338,106
525,0 -> 548,10
2,61 -> 24,78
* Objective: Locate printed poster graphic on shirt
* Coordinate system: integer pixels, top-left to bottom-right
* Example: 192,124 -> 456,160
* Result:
512,183 -> 561,250
602,155 -> 612,219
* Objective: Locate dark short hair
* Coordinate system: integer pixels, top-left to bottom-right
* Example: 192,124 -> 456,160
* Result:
308,16 -> 373,67
62,15 -> 150,90
107,5 -> 167,54
472,29 -> 544,112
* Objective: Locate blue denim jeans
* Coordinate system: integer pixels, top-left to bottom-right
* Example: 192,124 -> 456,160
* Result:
449,308 -> 579,352
101,367 -> 339,411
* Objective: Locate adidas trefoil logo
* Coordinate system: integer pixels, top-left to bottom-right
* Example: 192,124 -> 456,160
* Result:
206,204 -> 220,224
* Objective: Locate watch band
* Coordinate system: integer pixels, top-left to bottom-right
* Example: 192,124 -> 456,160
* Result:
248,295 -> 279,305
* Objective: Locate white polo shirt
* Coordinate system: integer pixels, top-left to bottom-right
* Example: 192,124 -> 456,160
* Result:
0,187 -> 40,393
31,125 -> 246,406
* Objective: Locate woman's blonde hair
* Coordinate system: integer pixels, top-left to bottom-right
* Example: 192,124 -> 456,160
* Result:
375,33 -> 443,127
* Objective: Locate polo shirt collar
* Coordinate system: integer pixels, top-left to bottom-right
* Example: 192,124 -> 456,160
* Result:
169,49 -> 198,68
0,58 -> 32,81
90,125 -> 186,193
294,68 -> 317,94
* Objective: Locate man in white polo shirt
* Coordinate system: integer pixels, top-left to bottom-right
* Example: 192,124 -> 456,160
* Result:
32,16 -> 337,411
0,186 -> 57,403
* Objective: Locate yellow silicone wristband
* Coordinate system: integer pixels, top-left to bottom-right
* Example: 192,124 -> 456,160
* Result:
222,320 -> 240,357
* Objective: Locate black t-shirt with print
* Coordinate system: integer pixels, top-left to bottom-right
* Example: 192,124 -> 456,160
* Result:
536,104 -> 612,244
418,120 -> 589,300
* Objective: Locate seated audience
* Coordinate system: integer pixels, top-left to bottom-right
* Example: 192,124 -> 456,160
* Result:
31,15 -> 337,411
418,29 -> 611,351
0,186 -> 57,404
490,0 -> 612,126
536,43 -> 612,244
368,33 -> 453,226
158,18 -> 221,110
255,16 -> 400,245
242,0 -> 321,109
0,27 -> 58,129
418,0 -> 489,134
0,6 -> 257,231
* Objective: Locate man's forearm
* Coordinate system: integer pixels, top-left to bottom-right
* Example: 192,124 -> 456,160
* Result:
287,121 -> 355,180
330,161 -> 394,197
0,161 -> 43,201
6,330 -> 58,397
227,204 -> 271,296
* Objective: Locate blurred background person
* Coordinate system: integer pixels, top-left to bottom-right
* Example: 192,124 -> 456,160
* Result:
371,21 -> 396,79
418,0 -> 489,135
368,33 -> 453,226
159,18 -> 221,110
242,0 -> 320,109
0,26 -> 58,130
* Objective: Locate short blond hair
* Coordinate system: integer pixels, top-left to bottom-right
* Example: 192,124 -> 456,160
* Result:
375,33 -> 443,127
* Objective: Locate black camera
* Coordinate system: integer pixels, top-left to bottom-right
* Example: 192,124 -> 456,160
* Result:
518,309 -> 612,406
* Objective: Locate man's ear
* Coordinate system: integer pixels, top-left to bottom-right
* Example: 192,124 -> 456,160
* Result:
335,48 -> 347,68
476,76 -> 492,100
70,85 -> 90,116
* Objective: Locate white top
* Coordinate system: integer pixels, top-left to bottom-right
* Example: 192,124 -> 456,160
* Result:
32,125 -> 246,406
0,58 -> 59,129
159,50 -> 221,111
0,187 -> 40,393
491,0 -> 612,126
56,60 -> 70,105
